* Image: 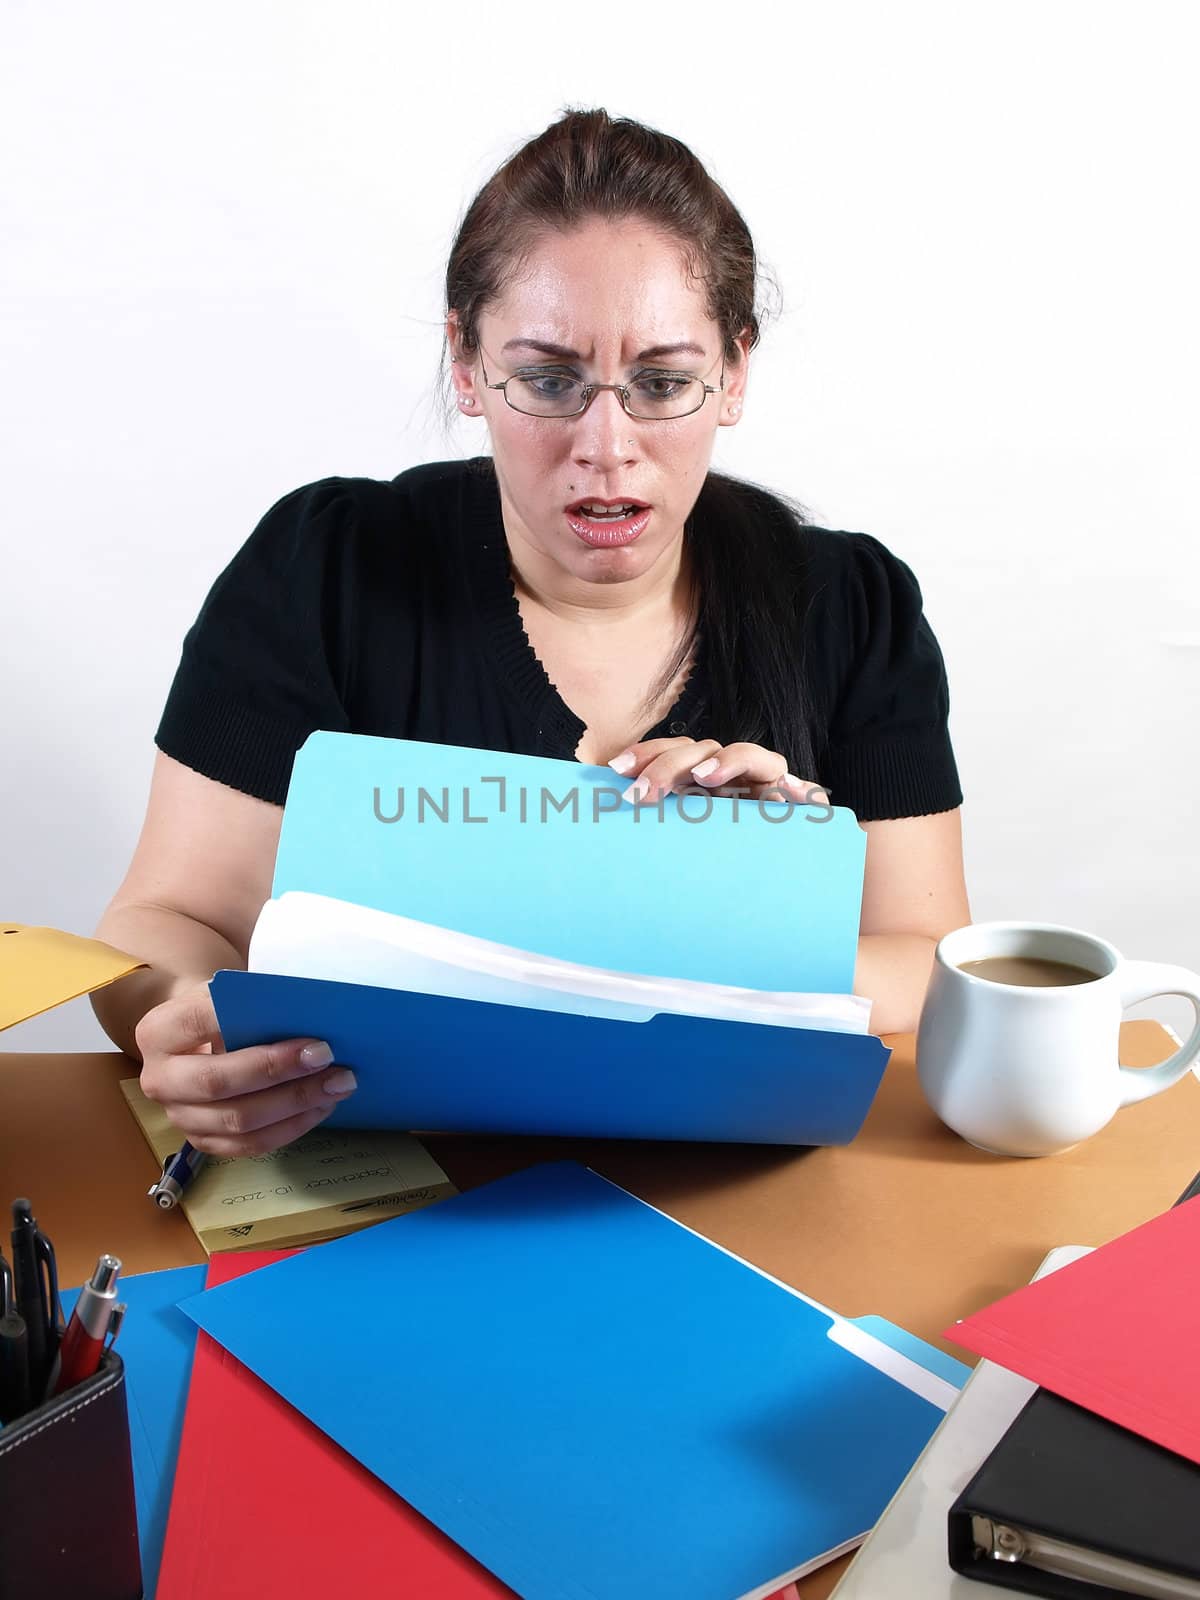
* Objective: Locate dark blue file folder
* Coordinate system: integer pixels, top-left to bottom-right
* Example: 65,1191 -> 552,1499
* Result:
211,969 -> 890,1144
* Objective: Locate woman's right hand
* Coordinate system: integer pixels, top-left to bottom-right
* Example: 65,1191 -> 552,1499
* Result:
135,981 -> 358,1157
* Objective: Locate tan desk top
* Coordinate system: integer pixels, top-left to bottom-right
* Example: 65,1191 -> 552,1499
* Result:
1,1020 -> 1195,1599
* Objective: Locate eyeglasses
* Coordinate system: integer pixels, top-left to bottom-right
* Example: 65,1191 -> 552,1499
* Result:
478,349 -> 725,421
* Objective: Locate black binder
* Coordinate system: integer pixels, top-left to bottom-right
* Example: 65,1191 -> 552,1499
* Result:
948,1171 -> 1200,1598
948,1387 -> 1200,1597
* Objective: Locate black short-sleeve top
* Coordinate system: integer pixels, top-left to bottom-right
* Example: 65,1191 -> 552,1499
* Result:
154,457 -> 963,822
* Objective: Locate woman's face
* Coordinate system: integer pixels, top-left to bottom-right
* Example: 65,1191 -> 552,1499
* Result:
449,217 -> 749,591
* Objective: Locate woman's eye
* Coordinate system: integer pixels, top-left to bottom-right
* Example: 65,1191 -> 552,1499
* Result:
520,373 -> 577,397
635,374 -> 687,399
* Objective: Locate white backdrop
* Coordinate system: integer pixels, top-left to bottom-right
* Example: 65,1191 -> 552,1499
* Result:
3,0 -> 1198,1050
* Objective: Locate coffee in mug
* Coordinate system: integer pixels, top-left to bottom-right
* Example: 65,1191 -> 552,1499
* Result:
955,956 -> 1099,987
917,921 -> 1200,1156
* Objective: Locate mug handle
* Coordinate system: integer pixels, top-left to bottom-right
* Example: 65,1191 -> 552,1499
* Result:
1117,961 -> 1200,1106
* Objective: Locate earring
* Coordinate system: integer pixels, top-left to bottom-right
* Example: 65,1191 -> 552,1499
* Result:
460,396 -> 474,409
730,402 -> 742,416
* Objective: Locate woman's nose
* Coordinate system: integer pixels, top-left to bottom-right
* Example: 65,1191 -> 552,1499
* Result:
571,387 -> 639,465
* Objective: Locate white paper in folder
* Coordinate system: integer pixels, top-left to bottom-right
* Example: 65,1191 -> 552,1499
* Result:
249,890 -> 871,1033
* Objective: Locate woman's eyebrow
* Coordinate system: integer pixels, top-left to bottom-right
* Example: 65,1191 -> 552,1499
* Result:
499,338 -> 707,361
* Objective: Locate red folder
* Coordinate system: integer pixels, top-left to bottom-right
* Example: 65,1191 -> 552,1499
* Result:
157,1249 -> 516,1598
945,1196 -> 1200,1464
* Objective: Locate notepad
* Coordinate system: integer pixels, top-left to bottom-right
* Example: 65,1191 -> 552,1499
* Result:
180,1162 -> 947,1600
120,1076 -> 456,1252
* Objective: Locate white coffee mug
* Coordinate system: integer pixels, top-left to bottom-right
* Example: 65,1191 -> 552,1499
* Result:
916,921 -> 1200,1156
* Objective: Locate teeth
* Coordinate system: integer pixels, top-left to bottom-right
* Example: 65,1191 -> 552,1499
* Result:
577,503 -> 639,517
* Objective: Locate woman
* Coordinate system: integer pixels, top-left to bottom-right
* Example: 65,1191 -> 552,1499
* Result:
92,107 -> 970,1160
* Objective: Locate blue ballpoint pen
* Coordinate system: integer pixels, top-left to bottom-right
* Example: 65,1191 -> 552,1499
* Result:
147,1142 -> 208,1210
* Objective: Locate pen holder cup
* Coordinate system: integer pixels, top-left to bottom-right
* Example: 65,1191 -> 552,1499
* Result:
0,1348 -> 142,1600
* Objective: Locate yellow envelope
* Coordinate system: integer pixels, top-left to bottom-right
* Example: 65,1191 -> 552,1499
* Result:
0,923 -> 147,1032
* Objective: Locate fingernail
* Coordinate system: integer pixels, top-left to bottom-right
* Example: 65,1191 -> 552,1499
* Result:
322,1067 -> 357,1097
691,758 -> 720,780
621,777 -> 651,804
298,1040 -> 334,1070
784,773 -> 830,805
608,750 -> 636,774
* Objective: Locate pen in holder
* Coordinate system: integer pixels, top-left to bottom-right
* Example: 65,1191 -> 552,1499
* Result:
0,1348 -> 142,1600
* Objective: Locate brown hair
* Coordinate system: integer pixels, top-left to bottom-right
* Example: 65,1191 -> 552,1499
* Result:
443,106 -> 765,406
441,107 -> 822,782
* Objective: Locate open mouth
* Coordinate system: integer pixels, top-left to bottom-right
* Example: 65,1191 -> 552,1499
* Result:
565,499 -> 652,547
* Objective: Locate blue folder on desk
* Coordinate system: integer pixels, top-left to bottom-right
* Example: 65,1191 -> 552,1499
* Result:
181,1161 -> 948,1600
210,734 -> 890,1145
62,1241 -> 962,1600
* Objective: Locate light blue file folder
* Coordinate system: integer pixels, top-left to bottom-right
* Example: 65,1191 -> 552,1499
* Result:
181,1162 -> 947,1600
62,1263 -> 206,1599
273,733 -> 867,991
210,734 -> 891,1144
852,1316 -> 971,1388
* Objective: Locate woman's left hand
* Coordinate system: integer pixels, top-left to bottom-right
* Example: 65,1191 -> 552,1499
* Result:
607,738 -> 829,808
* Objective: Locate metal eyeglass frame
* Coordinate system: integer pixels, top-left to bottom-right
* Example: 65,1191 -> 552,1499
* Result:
477,349 -> 726,420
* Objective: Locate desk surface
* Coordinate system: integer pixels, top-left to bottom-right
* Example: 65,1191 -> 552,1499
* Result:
1,1019 -> 1195,1600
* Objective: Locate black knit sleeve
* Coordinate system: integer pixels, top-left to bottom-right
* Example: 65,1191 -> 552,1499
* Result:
154,479 -> 356,805
816,532 -> 963,822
